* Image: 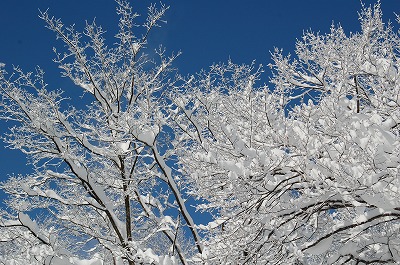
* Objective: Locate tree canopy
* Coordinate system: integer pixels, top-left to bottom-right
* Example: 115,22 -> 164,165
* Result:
0,1 -> 399,264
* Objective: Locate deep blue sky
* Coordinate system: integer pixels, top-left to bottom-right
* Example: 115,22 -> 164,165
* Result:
0,0 -> 398,179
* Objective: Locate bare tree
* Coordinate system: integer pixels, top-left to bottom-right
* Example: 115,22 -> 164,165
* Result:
0,1 -> 202,264
177,3 -> 400,264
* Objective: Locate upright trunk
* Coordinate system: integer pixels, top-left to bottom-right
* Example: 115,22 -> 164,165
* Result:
120,157 -> 134,264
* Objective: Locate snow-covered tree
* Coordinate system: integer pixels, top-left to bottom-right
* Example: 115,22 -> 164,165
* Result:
177,3 -> 400,264
0,1 -> 202,264
1,1 -> 399,265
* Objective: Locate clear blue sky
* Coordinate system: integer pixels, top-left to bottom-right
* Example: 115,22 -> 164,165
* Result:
0,0 -> 398,179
